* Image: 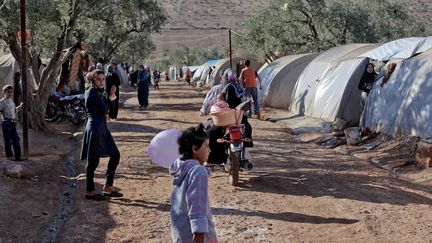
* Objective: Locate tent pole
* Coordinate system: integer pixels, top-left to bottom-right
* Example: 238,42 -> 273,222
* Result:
229,29 -> 232,69
20,0 -> 29,160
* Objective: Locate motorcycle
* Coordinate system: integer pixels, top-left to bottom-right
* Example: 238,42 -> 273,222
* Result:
209,100 -> 254,186
217,124 -> 253,186
45,92 -> 86,125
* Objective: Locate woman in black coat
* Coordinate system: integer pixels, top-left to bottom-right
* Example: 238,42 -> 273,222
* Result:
206,69 -> 253,165
358,63 -> 377,110
81,69 -> 123,200
105,64 -> 121,119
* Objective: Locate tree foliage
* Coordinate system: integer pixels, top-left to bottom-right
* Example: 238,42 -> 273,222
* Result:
168,47 -> 224,67
0,0 -> 166,130
0,0 -> 63,55
76,0 -> 166,62
236,0 -> 430,62
113,33 -> 156,66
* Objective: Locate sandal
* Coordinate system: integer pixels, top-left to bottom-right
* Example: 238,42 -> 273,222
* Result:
85,194 -> 105,201
102,190 -> 123,197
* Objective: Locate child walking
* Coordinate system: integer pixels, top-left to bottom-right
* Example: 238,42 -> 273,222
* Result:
0,85 -> 23,161
169,124 -> 218,243
153,70 -> 160,90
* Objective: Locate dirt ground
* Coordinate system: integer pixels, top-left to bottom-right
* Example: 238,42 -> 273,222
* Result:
2,81 -> 432,243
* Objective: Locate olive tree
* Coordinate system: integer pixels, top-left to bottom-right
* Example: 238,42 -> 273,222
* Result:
0,0 -> 81,129
0,0 -> 166,129
237,0 -> 429,62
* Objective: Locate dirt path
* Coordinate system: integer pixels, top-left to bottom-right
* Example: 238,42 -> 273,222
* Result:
52,81 -> 432,242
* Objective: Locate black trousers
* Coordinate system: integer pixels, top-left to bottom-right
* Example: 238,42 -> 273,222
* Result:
2,120 -> 21,159
86,153 -> 120,192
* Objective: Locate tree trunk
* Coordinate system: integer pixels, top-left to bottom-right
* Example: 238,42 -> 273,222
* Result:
7,0 -> 81,130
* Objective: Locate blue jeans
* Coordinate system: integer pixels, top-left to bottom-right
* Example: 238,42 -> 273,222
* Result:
245,87 -> 260,113
2,120 -> 21,159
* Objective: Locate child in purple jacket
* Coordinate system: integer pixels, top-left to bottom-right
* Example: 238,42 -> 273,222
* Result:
169,124 -> 217,243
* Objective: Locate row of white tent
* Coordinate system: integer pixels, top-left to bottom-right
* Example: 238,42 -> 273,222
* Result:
257,36 -> 432,138
0,52 -> 131,92
0,53 -> 19,89
191,57 -> 262,87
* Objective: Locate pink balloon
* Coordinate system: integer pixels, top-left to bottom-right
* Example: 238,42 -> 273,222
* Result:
147,129 -> 182,168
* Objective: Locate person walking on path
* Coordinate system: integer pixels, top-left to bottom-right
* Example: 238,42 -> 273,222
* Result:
185,67 -> 192,85
147,67 -> 152,89
137,65 -> 150,109
153,70 -> 160,90
105,64 -> 121,119
81,69 -> 123,201
239,59 -> 262,119
0,85 -> 23,161
170,124 -> 218,243
129,69 -> 138,88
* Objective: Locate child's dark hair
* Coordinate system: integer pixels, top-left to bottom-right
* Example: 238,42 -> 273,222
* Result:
2,85 -> 13,93
178,123 -> 209,160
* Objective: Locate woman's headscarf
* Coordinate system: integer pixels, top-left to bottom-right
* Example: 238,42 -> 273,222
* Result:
106,64 -> 114,75
96,63 -> 103,70
88,65 -> 96,72
221,68 -> 237,86
221,68 -> 244,98
360,63 -> 376,84
89,69 -> 105,93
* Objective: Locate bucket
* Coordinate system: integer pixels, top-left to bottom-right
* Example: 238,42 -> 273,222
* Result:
210,109 -> 244,126
344,127 -> 361,146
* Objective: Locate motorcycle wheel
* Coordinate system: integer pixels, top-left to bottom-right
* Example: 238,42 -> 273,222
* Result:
68,110 -> 81,126
229,151 -> 240,186
44,104 -> 59,122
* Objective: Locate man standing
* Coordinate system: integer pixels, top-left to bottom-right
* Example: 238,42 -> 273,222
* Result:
239,59 -> 262,119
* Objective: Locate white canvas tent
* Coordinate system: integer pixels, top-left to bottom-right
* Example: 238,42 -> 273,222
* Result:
359,36 -> 432,61
0,53 -> 19,88
182,66 -> 199,73
258,53 -> 318,109
169,66 -> 178,80
207,57 -> 261,87
193,65 -> 207,82
361,48 -> 432,138
193,59 -> 223,83
290,44 -> 377,125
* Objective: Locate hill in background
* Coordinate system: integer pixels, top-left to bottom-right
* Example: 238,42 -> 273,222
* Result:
150,0 -> 267,58
150,0 -> 432,59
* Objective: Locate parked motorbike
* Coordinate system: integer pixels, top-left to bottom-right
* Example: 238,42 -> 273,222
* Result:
45,92 -> 86,125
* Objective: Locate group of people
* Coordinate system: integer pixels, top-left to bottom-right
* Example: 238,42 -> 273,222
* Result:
358,61 -> 397,111
86,63 -> 121,119
163,61 -> 263,242
79,66 -> 216,241
201,59 -> 262,119
0,59 -> 262,242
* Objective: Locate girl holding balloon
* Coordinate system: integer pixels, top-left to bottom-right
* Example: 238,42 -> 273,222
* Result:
169,124 -> 218,243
